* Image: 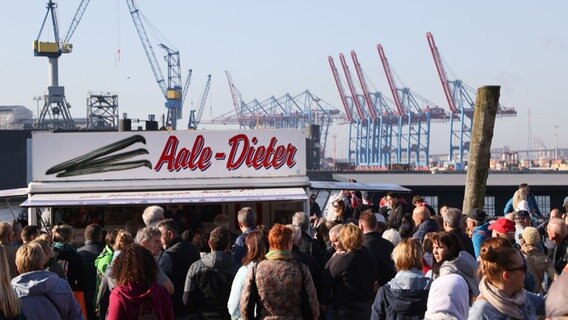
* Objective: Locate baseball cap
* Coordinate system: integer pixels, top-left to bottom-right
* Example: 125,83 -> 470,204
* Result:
546,273 -> 568,318
488,217 -> 516,234
467,208 -> 486,223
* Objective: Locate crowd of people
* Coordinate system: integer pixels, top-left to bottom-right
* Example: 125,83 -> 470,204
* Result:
1,182 -> 568,319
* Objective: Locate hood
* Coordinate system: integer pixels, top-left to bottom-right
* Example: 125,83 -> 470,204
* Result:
11,270 -> 59,297
201,251 -> 234,272
114,283 -> 153,304
440,251 -> 479,296
389,269 -> 432,291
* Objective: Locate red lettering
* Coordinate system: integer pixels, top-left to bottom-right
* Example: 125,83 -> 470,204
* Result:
226,134 -> 297,171
154,136 -> 179,171
154,135 -> 212,172
227,134 -> 248,170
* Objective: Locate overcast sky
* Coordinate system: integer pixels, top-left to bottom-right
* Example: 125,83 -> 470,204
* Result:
1,0 -> 566,157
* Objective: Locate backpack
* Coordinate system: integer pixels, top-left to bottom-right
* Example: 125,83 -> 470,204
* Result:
138,299 -> 158,320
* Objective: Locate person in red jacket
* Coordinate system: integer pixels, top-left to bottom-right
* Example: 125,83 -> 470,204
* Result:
107,244 -> 173,320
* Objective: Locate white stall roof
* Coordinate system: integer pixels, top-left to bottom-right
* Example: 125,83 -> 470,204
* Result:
310,181 -> 411,193
21,187 -> 308,207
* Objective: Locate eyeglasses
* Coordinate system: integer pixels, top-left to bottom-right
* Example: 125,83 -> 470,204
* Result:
507,263 -> 527,273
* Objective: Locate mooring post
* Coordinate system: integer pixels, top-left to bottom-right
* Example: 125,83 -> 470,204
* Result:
462,86 -> 500,215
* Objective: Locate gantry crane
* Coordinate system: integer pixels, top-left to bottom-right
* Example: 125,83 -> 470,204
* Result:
34,0 -> 91,129
426,32 -> 516,164
188,75 -> 211,130
126,0 -> 191,130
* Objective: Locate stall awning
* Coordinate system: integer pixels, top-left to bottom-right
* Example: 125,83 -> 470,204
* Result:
20,187 -> 308,207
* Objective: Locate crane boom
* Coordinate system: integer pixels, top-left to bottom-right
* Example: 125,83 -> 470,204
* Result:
376,44 -> 405,116
195,75 -> 211,126
63,0 -> 91,45
350,50 -> 378,120
125,0 -> 167,95
225,71 -> 243,126
339,53 -> 366,122
328,56 -> 354,123
181,69 -> 192,107
426,32 -> 457,114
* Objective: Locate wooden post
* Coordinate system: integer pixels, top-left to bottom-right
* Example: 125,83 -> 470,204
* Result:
462,86 -> 500,215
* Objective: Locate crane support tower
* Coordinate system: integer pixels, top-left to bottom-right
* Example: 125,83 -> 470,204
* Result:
34,0 -> 91,130
126,0 -> 191,130
188,74 -> 211,130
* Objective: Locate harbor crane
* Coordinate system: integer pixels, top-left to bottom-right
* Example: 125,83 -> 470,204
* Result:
34,0 -> 91,129
188,74 -> 211,129
126,0 -> 191,130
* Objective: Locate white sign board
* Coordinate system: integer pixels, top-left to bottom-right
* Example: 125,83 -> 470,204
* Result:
32,129 -> 306,181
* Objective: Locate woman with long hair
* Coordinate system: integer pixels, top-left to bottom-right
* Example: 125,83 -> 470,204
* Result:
240,224 -> 319,320
430,231 -> 479,298
331,199 -> 347,223
107,244 -> 173,320
371,238 -> 432,320
0,246 -> 23,320
321,223 -> 377,320
51,224 -> 84,291
469,239 -> 544,319
227,230 -> 267,320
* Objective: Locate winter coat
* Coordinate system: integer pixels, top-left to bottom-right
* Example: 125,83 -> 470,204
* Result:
95,245 -> 113,276
437,250 -> 479,297
107,282 -> 173,320
183,251 -> 236,319
472,223 -> 491,258
412,219 -> 440,242
522,245 -> 555,294
371,269 -> 432,320
363,232 -> 396,286
53,242 -> 85,291
11,270 -> 83,320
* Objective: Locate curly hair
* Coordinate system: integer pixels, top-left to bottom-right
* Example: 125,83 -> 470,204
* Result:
113,244 -> 157,290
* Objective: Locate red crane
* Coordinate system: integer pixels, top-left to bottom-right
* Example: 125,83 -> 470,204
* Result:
376,44 -> 405,117
328,56 -> 354,123
339,53 -> 366,122
350,50 -> 378,121
426,32 -> 458,115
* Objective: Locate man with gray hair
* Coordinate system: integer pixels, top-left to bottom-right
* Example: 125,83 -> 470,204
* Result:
142,205 -> 165,228
292,212 -> 324,268
0,221 -> 17,278
232,207 -> 257,268
547,218 -> 568,275
442,207 -> 475,257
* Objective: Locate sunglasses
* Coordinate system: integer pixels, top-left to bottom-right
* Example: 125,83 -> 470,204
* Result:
507,263 -> 527,273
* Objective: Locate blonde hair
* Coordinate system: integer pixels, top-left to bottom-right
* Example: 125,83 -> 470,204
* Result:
512,188 -> 528,212
0,246 -> 20,318
114,230 -> 134,251
15,242 -> 45,274
392,238 -> 423,271
338,223 -> 363,252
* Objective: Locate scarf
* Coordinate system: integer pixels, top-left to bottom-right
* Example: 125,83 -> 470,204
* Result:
478,276 -> 526,319
265,249 -> 293,261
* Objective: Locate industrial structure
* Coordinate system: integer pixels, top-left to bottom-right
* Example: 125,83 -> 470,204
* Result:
126,0 -> 191,130
86,92 -> 119,130
34,0 -> 91,130
188,74 -> 212,130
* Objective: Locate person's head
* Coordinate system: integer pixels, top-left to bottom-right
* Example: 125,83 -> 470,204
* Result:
412,195 -> 425,207
563,196 -> 568,212
339,223 -> 363,252
382,228 -> 401,247
214,214 -> 230,229
358,210 -> 377,233
142,205 -> 165,228
478,241 -> 526,295
84,223 -> 103,242
124,220 -> 139,238
32,238 -> 54,268
113,244 -> 158,290
431,232 -> 461,274
51,224 -> 74,244
237,207 -> 256,230
512,188 -> 528,209
520,226 -> 541,249
425,274 -> 470,320
292,212 -> 309,232
15,242 -> 45,274
242,230 -> 267,266
412,205 -> 430,226
135,227 -> 162,256
547,218 -> 568,244
156,219 -> 179,249
442,208 -> 462,232
332,199 -> 345,212
21,225 -> 41,244
489,218 -> 516,240
105,228 -> 121,249
286,224 -> 302,246
113,229 -> 134,252
268,224 -> 293,251
466,208 -> 486,233
329,224 -> 344,252
0,222 -> 14,244
208,227 -> 231,252
385,192 -> 400,207
438,204 -> 450,216
399,214 -> 415,238
545,273 -> 568,319
422,232 -> 436,254
392,238 -> 423,271
11,221 -> 22,243
550,208 -> 562,219
0,246 -> 20,318
514,210 -> 531,228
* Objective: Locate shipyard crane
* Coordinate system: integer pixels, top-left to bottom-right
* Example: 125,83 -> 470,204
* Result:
126,0 -> 191,130
188,74 -> 211,129
34,0 -> 91,129
328,56 -> 354,123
